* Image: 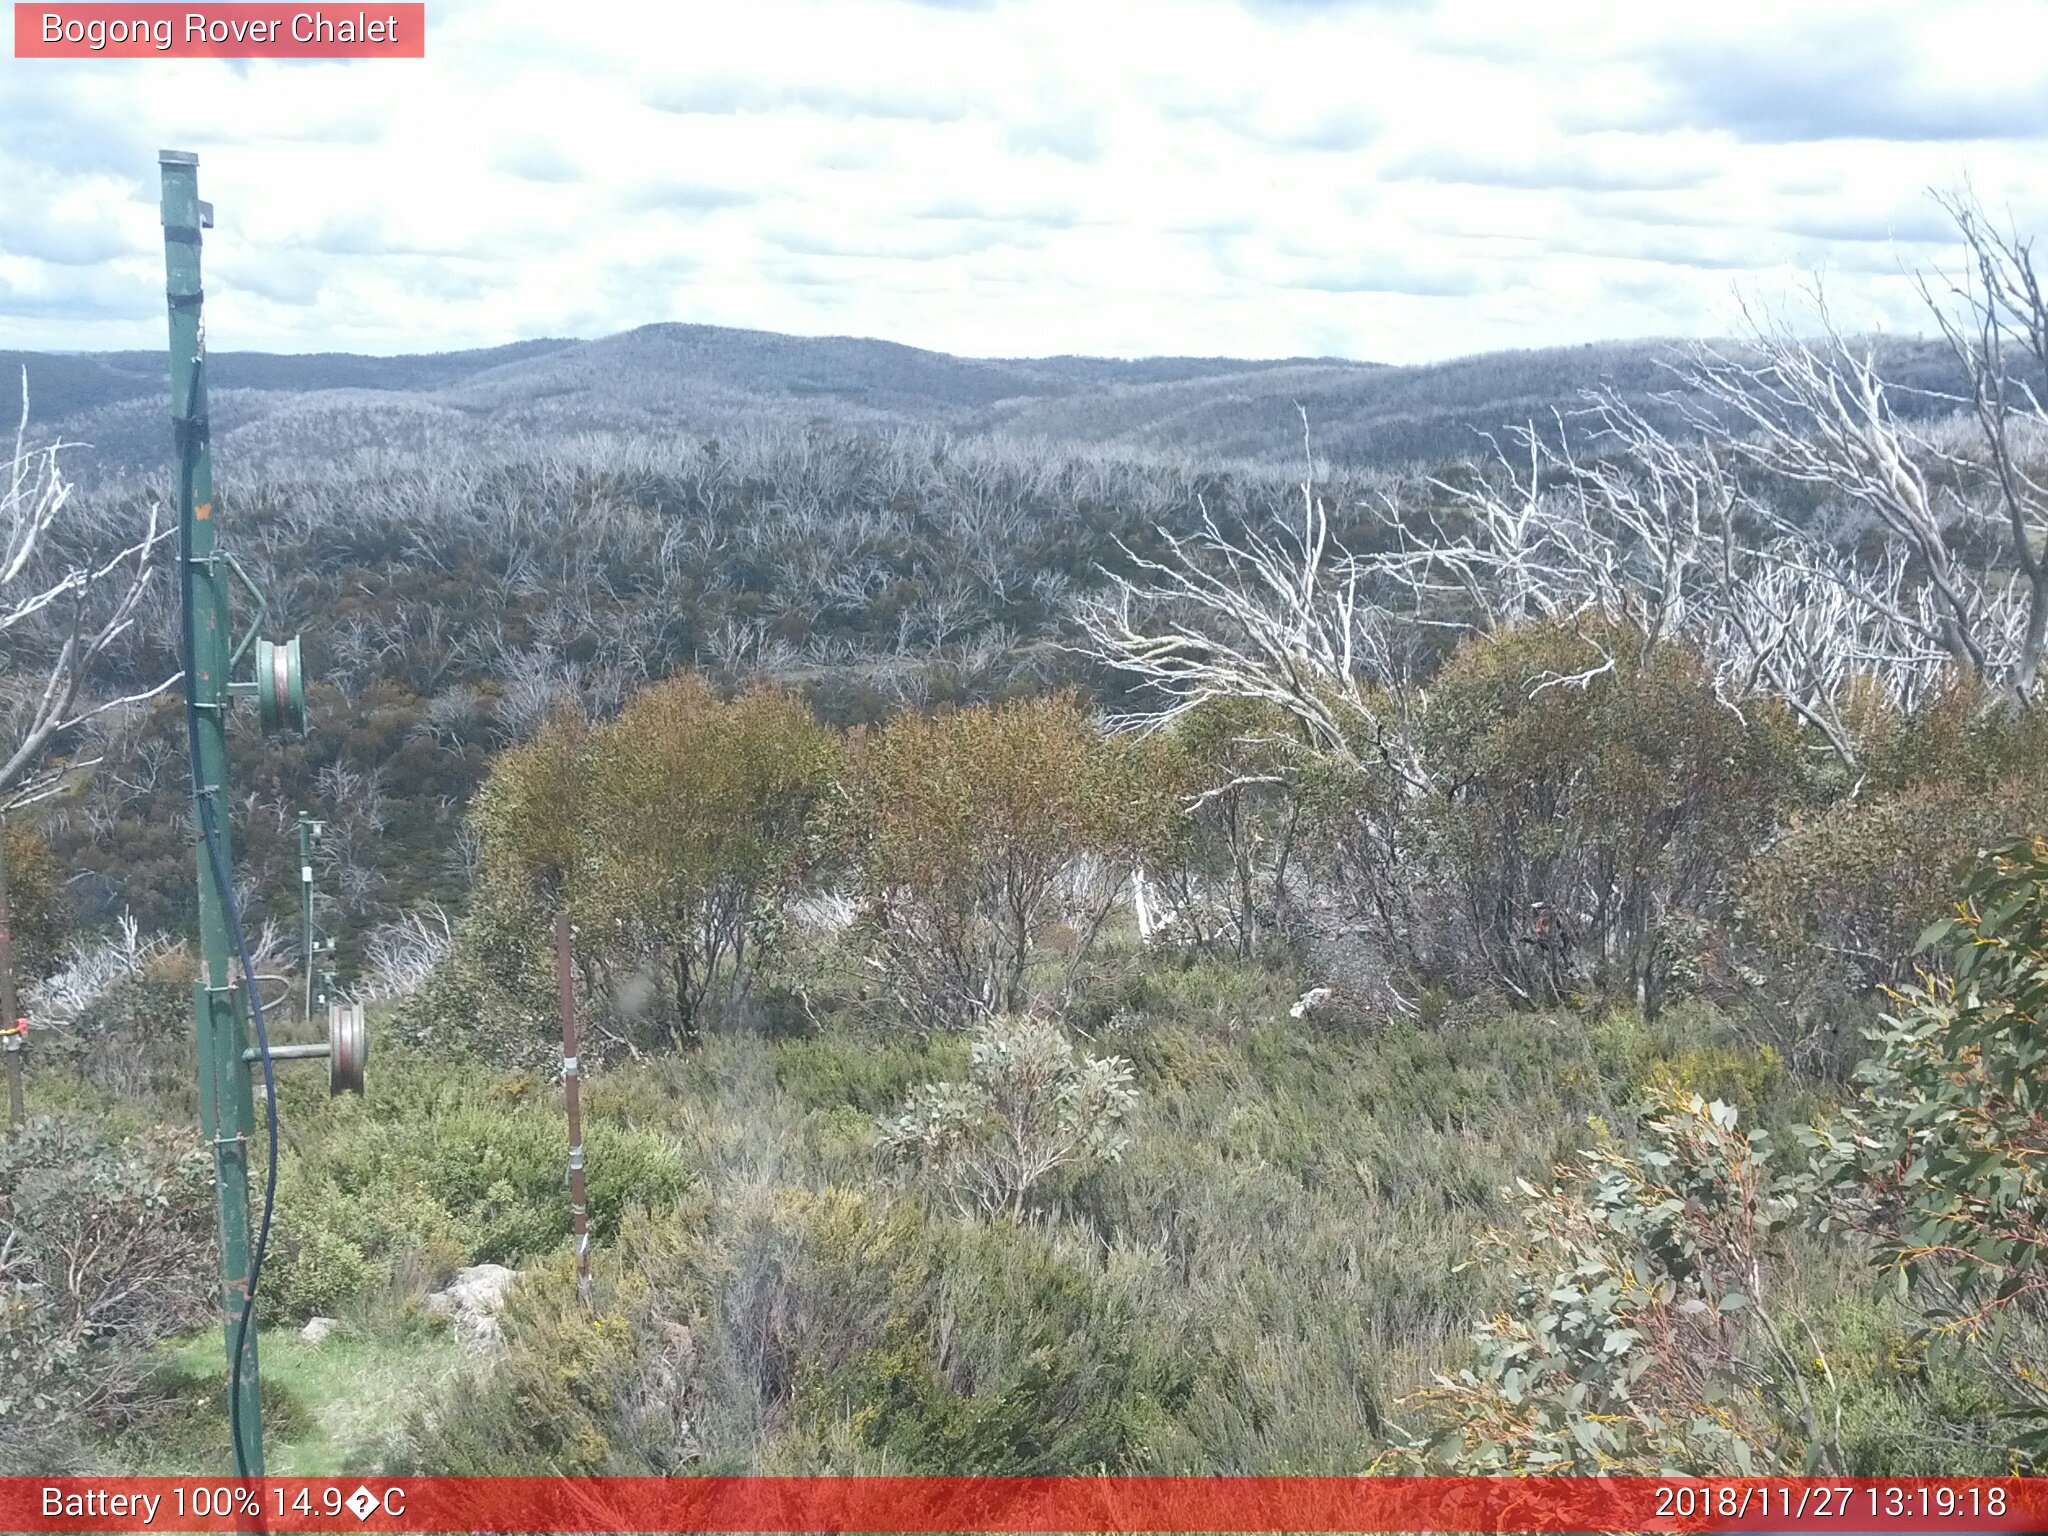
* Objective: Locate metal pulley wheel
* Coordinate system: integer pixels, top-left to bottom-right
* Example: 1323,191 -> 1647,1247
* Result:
254,634 -> 308,735
327,1000 -> 366,1096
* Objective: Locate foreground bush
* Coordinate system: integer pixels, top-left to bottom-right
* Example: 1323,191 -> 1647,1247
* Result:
369,964 -> 2041,1478
0,1115 -> 213,1471
1801,835 -> 2048,1463
269,1052 -> 694,1321
1391,1091 -> 1821,1475
405,1185 -> 1195,1475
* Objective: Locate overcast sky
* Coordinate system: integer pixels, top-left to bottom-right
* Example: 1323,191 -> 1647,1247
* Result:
4,0 -> 2047,364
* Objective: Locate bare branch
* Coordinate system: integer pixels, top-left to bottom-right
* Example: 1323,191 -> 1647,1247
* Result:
0,376 -> 174,801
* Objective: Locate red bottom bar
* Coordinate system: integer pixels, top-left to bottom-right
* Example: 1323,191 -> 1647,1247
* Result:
8,1476 -> 2045,1533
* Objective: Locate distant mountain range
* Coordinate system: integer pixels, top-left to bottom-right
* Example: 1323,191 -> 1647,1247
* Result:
0,322 -> 1967,482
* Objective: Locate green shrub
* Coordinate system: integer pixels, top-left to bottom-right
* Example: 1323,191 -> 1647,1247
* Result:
772,1034 -> 969,1115
390,883 -> 558,1071
395,1250 -> 652,1475
1418,617 -> 1800,1011
1146,695 -> 1302,959
1799,835 -> 2048,1464
1740,774 -> 2048,994
461,677 -> 842,1051
272,1227 -> 376,1322
793,1196 -> 1192,1473
1735,686 -> 2048,1038
878,1015 -> 1137,1219
573,676 -> 843,1043
839,694 -> 1179,1030
35,958 -> 195,1111
266,1159 -> 474,1323
410,1184 -> 1194,1476
1,821 -> 69,986
267,1052 -> 694,1321
1388,1091 -> 1822,1475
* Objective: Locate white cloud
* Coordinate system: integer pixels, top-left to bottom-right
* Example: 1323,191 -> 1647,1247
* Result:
1,0 -> 2044,362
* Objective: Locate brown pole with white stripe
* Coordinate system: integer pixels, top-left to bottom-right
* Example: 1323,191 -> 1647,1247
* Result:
555,910 -> 590,1304
1,819 -> 23,1134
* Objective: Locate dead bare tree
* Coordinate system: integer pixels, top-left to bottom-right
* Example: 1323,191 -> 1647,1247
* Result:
1084,194 -> 2048,811
1074,462 -> 1429,789
0,376 -> 175,811
1680,308 -> 2009,698
1077,214 -> 2048,1008
1920,190 -> 2048,697
1434,395 -> 1945,771
359,903 -> 454,1000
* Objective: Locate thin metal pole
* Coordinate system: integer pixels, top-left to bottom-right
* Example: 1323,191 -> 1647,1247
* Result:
161,148 -> 264,1478
299,815 -> 314,1023
0,819 -> 22,1133
555,911 -> 590,1304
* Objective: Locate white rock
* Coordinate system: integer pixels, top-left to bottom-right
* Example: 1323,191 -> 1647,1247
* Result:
300,1316 -> 340,1344
424,1263 -> 520,1351
446,1262 -> 519,1313
1289,986 -> 1334,1019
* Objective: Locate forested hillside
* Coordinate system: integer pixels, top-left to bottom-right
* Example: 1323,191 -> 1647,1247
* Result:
33,432 -> 1423,962
9,325 -> 1969,480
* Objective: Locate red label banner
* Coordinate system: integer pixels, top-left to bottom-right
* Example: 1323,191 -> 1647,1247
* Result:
13,4 -> 424,57
3,1476 -> 2045,1533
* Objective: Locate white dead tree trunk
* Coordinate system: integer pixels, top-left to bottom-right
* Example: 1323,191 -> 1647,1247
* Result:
1075,416 -> 1431,791
1680,311 -> 2000,695
0,375 -> 175,811
1922,191 -> 2048,698
1080,378 -> 1979,787
1434,392 -> 1944,771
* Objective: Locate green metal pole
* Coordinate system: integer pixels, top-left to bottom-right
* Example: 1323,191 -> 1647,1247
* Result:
160,148 -> 265,1477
